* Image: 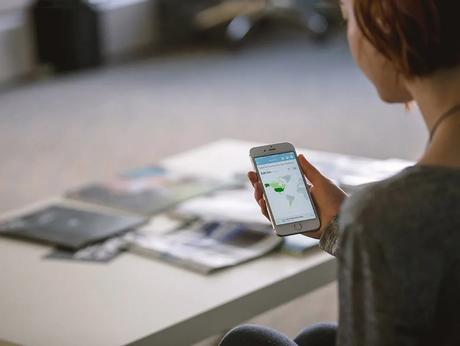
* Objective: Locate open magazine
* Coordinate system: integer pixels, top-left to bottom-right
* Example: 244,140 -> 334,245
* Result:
307,156 -> 414,192
67,166 -> 241,215
171,189 -> 320,256
172,187 -> 271,225
129,219 -> 283,274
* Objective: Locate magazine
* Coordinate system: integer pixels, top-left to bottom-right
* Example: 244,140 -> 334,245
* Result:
44,232 -> 136,263
128,220 -> 282,274
67,166 -> 241,215
43,214 -> 186,263
307,156 -> 413,192
172,187 -> 271,225
280,234 -> 319,256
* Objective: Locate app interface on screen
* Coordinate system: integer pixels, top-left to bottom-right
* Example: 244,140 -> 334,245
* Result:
255,152 -> 316,226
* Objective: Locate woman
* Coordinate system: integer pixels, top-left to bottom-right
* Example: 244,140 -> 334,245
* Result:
220,0 -> 460,345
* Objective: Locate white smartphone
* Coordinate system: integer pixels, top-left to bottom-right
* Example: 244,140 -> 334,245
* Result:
249,142 -> 320,236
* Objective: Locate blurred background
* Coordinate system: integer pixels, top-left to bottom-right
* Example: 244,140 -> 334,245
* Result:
0,0 -> 428,344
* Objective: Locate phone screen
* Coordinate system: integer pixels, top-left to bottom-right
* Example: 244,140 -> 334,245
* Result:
255,152 -> 316,226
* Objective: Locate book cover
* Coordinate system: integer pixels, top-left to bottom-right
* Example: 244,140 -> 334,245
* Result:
0,205 -> 146,250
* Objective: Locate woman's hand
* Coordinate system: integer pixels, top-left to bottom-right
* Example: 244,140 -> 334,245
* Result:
248,154 -> 347,240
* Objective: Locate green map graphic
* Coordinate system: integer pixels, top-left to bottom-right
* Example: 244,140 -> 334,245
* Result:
264,180 -> 286,193
265,176 -> 292,206
265,176 -> 308,208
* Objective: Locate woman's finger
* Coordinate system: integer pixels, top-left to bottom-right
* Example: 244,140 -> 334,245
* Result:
298,154 -> 324,185
247,171 -> 258,186
248,172 -> 269,221
259,198 -> 270,220
254,182 -> 263,203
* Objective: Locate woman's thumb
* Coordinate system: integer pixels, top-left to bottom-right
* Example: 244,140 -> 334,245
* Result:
298,154 -> 323,184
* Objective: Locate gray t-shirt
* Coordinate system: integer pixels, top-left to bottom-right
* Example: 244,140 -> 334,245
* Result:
319,165 -> 460,345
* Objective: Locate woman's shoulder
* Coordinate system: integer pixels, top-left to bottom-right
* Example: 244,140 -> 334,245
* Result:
339,165 -> 460,239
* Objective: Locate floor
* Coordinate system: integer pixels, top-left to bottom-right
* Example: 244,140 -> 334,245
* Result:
193,282 -> 338,346
0,28 -> 427,345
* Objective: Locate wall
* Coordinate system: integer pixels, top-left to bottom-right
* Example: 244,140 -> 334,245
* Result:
98,0 -> 159,63
0,0 -> 34,84
0,0 -> 159,85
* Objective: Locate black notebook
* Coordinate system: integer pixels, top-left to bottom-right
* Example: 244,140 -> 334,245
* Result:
0,205 -> 147,250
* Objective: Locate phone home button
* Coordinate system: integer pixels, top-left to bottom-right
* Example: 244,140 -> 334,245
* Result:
294,223 -> 302,231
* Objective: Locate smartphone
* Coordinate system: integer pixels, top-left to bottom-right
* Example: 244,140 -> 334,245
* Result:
249,142 -> 320,236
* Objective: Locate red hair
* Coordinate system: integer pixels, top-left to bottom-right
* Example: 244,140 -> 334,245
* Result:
354,0 -> 460,77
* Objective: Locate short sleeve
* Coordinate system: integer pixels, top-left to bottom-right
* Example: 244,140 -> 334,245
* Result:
336,182 -> 447,346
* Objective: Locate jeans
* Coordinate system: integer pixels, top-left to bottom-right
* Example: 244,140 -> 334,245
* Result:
219,323 -> 338,346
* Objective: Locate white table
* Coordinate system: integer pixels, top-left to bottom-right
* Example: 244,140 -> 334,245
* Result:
0,139 -> 411,346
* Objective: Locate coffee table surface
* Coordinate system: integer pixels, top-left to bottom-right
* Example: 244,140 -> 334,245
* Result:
0,139 -> 385,346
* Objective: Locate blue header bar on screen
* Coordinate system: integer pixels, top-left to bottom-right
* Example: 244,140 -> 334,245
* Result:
254,152 -> 296,165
